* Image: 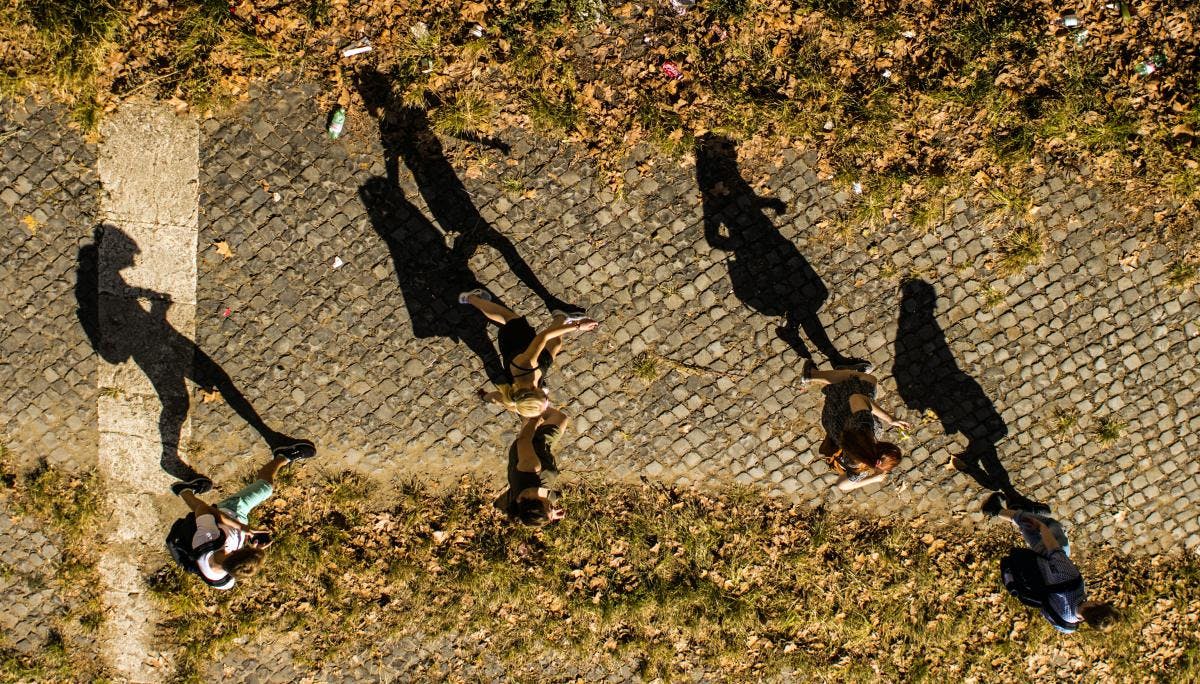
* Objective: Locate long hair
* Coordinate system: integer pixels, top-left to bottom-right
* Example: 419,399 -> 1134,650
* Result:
223,547 -> 265,577
838,428 -> 902,474
493,384 -> 545,417
508,496 -> 552,527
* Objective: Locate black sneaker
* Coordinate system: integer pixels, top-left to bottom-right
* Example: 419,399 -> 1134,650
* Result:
172,477 -> 213,497
273,440 -> 317,463
981,492 -> 1006,517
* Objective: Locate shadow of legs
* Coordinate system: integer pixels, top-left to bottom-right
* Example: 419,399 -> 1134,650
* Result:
191,347 -> 297,450
792,310 -> 867,368
157,384 -> 204,481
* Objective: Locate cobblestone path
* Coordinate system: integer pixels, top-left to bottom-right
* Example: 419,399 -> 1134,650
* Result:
3,80 -> 1200,680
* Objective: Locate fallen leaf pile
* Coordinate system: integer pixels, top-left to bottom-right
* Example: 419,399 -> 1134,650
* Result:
2,0 -> 1198,243
143,469 -> 1200,682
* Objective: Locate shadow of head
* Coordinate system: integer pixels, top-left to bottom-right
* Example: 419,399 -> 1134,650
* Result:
694,133 -> 738,176
899,278 -> 937,313
91,223 -> 141,273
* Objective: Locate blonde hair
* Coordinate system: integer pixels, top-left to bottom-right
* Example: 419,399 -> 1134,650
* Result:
494,384 -> 545,417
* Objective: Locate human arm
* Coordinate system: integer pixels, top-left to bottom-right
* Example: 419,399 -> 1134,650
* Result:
514,415 -> 545,473
513,319 -> 597,368
869,399 -> 910,431
835,473 -> 887,492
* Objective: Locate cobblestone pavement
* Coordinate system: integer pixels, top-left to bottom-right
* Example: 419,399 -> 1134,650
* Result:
0,101 -> 100,475
3,80 -> 1200,679
0,504 -> 66,656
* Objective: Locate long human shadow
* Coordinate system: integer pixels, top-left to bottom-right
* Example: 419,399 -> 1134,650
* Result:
356,66 -> 580,316
695,134 -> 865,368
75,224 -> 305,482
893,279 -> 1047,512
358,176 -> 509,384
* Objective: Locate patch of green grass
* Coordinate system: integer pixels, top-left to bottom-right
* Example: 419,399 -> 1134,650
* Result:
630,353 -> 660,384
432,90 -> 495,137
501,176 -> 526,194
1048,407 -> 1081,438
981,284 -> 1006,309
1166,261 -> 1197,289
1093,417 -> 1127,446
995,226 -> 1045,275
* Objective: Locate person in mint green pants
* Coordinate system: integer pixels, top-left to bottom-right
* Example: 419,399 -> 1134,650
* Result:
173,441 -> 315,588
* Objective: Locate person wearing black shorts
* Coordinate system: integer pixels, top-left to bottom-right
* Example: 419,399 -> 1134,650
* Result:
459,289 -> 597,417
495,408 -> 569,525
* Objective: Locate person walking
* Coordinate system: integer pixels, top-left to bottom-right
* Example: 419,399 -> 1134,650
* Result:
460,289 -> 597,417
987,495 -> 1119,633
805,363 -> 909,491
167,441 -> 315,589
496,408 -> 569,526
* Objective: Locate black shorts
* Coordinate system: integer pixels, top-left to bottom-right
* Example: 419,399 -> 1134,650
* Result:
498,317 -> 554,380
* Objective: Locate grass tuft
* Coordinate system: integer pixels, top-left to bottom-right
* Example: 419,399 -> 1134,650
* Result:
630,353 -> 660,384
995,226 -> 1045,275
432,90 -> 495,137
1093,417 -> 1127,446
1048,407 -> 1081,438
1166,261 -> 1197,290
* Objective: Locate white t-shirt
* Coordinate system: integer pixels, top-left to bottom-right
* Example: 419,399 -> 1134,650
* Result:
192,513 -> 245,584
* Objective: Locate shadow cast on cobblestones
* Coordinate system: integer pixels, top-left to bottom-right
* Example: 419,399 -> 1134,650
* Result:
696,134 -> 866,369
75,225 -> 304,482
894,279 -> 1047,513
358,67 -> 581,314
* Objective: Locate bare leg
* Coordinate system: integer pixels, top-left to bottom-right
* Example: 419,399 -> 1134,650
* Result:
466,294 -> 519,325
809,368 -> 875,388
257,455 -> 290,485
544,313 -> 566,360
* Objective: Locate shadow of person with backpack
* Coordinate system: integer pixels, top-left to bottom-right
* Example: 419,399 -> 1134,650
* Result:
75,224 -> 314,483
892,278 -> 1047,512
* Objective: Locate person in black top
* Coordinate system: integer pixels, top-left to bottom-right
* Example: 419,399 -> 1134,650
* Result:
460,289 -> 597,417
496,409 -> 568,525
805,363 -> 909,491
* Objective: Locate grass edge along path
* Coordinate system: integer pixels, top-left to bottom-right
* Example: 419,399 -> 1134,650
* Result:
0,451 -> 110,684
2,0 -> 1199,249
149,469 -> 1200,683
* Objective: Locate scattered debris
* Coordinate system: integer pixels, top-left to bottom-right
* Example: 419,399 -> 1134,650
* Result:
213,241 -> 234,259
1134,55 -> 1166,76
661,61 -> 683,80
669,0 -> 696,15
341,39 -> 372,58
333,256 -> 345,269
410,22 -> 429,40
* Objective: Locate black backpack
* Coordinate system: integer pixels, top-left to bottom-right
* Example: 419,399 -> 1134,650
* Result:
1000,547 -> 1084,631
166,513 -> 233,589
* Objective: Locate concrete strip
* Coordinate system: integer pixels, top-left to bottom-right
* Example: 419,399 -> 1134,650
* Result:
96,103 -> 199,683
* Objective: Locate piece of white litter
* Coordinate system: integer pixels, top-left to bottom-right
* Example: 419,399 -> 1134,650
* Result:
852,182 -> 863,194
272,192 -> 281,203
881,69 -> 892,79
902,30 -> 916,38
823,119 -> 834,131
342,44 -> 372,57
333,257 -> 345,269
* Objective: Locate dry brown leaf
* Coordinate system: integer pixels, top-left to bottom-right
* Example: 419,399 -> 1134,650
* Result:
214,241 -> 234,259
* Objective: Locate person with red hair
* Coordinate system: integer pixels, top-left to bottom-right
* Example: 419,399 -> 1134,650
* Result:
805,363 -> 909,491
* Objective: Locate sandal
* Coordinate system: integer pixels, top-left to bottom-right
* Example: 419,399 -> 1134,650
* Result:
799,359 -> 816,386
459,289 -> 492,304
551,308 -> 588,324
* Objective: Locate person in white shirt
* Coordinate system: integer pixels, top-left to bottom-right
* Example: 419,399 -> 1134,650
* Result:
173,441 -> 315,588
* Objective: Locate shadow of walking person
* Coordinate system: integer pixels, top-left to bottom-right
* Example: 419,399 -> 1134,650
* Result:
356,66 -> 582,316
695,134 -> 867,369
358,176 -> 509,384
893,279 -> 1048,512
75,224 -> 310,482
